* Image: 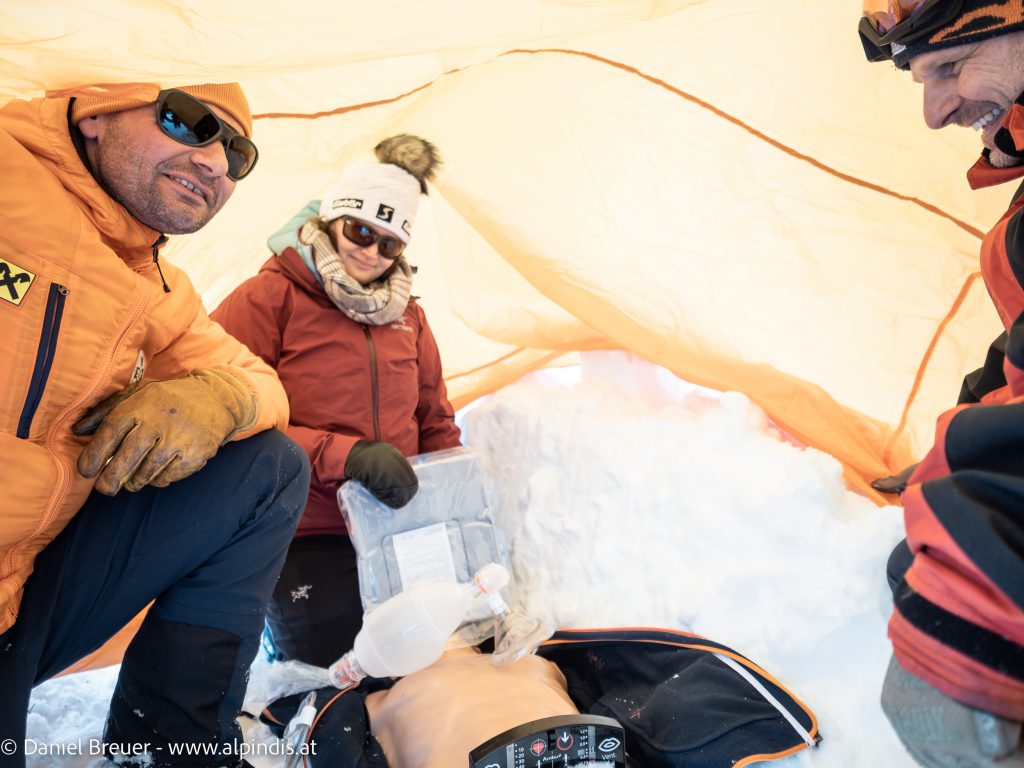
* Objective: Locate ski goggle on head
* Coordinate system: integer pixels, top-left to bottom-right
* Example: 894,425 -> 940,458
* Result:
338,216 -> 407,260
859,0 -> 964,62
155,89 -> 259,181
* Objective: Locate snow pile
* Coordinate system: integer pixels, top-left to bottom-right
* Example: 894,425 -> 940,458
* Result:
26,665 -> 119,767
463,352 -> 911,766
28,352 -> 912,767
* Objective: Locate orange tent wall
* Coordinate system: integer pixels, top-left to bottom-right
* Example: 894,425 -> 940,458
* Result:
4,0 -> 1013,669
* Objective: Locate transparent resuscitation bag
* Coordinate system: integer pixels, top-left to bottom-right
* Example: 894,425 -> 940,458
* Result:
338,446 -> 511,647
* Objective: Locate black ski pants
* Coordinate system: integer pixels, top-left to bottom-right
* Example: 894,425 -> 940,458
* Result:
264,533 -> 364,668
0,430 -> 309,768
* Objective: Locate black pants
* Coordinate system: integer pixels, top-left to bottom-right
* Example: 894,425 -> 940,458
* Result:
264,534 -> 364,667
0,430 -> 309,768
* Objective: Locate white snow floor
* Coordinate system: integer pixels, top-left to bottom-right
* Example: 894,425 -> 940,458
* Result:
27,352 -> 913,767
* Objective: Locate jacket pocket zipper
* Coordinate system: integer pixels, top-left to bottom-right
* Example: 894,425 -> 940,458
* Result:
17,283 -> 68,439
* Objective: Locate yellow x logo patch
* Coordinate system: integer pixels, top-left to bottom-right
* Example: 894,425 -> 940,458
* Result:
0,258 -> 36,306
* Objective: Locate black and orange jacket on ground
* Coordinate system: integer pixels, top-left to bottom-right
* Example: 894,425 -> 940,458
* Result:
211,211 -> 461,537
0,96 -> 290,636
890,98 -> 1024,720
263,627 -> 820,768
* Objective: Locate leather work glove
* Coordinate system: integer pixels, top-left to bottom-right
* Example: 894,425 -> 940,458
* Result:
73,368 -> 257,496
344,440 -> 418,509
871,463 -> 920,495
881,655 -> 1023,767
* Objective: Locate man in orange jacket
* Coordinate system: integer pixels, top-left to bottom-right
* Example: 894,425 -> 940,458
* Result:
0,83 -> 309,767
859,2 -> 1024,765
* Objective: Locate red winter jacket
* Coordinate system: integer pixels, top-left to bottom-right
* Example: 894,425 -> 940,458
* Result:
889,99 -> 1024,720
212,243 -> 461,536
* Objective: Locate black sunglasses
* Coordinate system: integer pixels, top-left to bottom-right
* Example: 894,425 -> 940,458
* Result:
155,89 -> 259,181
339,216 -> 407,260
858,0 -> 964,63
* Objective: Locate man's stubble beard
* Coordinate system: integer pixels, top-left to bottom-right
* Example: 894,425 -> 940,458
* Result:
988,144 -> 1024,169
92,119 -> 214,235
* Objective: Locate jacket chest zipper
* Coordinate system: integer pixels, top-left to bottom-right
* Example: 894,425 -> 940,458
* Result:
363,325 -> 381,440
17,283 -> 68,439
4,284 -> 151,587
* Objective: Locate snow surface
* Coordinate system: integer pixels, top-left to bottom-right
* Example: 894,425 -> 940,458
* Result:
27,352 -> 913,767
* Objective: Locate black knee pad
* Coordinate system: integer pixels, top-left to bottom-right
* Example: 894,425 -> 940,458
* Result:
105,616 -> 248,767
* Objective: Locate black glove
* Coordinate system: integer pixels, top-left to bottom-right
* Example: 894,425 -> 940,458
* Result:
871,463 -> 920,495
344,440 -> 418,508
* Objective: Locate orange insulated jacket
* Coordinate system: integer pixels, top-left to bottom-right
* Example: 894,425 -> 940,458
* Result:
0,96 -> 290,634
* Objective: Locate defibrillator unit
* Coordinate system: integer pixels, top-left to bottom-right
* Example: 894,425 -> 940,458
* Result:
469,714 -> 627,767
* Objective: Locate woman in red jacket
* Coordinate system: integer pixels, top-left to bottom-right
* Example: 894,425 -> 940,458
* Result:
212,135 -> 462,666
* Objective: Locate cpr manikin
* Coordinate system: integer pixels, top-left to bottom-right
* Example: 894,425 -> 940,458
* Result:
276,565 -> 628,767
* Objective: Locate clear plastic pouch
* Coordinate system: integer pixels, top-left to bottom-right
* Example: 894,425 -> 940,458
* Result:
338,446 -> 510,646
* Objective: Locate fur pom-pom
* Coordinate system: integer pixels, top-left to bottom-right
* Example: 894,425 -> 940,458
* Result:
375,134 -> 441,193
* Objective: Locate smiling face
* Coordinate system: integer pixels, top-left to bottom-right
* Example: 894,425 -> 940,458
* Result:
77,101 -> 239,234
329,216 -> 399,285
910,30 -> 1024,168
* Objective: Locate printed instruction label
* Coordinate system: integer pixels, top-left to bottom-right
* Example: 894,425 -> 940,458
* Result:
392,522 -> 457,591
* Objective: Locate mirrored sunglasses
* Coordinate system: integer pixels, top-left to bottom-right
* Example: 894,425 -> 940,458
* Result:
339,216 -> 407,260
155,89 -> 259,181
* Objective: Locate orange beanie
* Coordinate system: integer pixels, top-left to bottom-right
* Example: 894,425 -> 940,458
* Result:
70,83 -> 252,138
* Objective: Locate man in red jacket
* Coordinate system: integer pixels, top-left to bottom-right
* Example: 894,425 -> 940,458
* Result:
858,2 -> 1024,765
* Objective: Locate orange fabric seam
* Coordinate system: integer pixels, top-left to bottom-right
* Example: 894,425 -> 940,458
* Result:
253,79 -> 443,120
503,49 -> 984,239
735,744 -> 811,767
254,47 -> 985,241
445,347 -> 531,381
254,47 -> 987,456
447,349 -> 571,382
882,271 -> 982,464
